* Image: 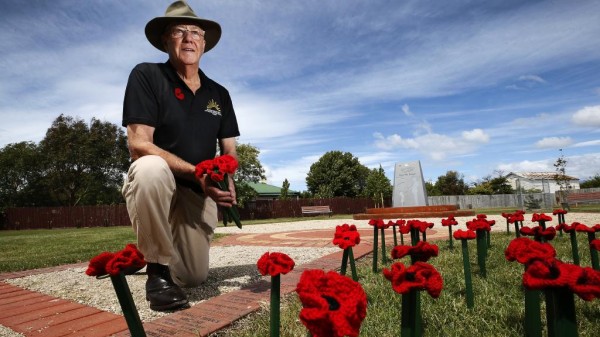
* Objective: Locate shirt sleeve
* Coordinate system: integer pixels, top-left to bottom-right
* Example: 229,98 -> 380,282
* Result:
122,64 -> 160,128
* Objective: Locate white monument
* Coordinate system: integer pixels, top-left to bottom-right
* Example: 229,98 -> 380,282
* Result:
392,160 -> 428,207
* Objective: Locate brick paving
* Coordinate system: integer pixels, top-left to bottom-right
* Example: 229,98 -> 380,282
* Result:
0,226 -> 444,337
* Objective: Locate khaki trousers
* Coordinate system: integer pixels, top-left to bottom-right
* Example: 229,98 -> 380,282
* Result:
122,155 -> 217,287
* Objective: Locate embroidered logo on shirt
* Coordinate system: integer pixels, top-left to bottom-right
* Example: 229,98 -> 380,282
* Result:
205,99 -> 222,116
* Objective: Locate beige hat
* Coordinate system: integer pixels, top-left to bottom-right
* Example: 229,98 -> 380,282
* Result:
145,1 -> 221,53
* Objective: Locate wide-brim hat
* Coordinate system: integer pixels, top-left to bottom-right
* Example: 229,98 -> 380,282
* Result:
145,1 -> 221,53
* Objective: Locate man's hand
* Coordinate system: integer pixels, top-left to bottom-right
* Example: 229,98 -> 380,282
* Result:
199,175 -> 237,207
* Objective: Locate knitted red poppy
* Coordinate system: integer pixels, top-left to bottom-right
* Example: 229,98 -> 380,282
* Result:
257,252 -> 295,277
467,219 -> 491,232
85,252 -> 115,276
501,212 -> 511,219
531,213 -> 553,223
523,259 -> 581,290
453,229 -> 476,240
194,154 -> 238,182
395,219 -> 406,226
407,220 -> 433,233
570,266 -> 600,301
552,209 -> 568,215
391,241 -> 439,262
174,88 -> 184,100
441,216 -> 458,227
591,239 -> 600,251
332,224 -> 361,249
559,222 -> 579,233
296,269 -> 367,337
520,226 -> 557,241
105,244 -> 146,276
505,237 -> 556,265
368,218 -> 388,229
383,261 -> 443,298
575,224 -> 596,233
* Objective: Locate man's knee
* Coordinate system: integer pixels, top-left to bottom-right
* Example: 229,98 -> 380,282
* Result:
173,266 -> 209,288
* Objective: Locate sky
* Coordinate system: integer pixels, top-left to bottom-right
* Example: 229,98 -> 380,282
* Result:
1,0 -> 600,192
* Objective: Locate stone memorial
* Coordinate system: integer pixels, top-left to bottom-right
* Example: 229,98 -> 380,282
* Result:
392,160 -> 428,207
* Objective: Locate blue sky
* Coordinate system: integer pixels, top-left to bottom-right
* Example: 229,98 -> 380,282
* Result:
1,0 -> 599,192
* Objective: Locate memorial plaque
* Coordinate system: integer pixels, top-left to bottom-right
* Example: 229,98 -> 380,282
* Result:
392,161 -> 428,207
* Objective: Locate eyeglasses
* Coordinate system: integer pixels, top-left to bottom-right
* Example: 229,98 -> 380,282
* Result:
170,27 -> 205,40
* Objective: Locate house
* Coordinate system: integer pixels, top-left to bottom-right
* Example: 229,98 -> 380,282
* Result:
506,172 -> 580,193
248,182 -> 300,200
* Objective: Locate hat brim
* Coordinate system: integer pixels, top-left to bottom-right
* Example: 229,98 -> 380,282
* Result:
145,16 -> 221,53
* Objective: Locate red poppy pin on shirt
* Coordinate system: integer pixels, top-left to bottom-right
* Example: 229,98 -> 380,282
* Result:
174,88 -> 184,100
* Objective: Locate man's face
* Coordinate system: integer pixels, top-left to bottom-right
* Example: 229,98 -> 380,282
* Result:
163,23 -> 206,66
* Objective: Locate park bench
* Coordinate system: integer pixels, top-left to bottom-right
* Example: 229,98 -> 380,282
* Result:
301,205 -> 333,217
566,192 -> 600,206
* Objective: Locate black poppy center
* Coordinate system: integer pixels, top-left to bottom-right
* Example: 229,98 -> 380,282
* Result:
322,295 -> 340,311
406,272 -> 416,281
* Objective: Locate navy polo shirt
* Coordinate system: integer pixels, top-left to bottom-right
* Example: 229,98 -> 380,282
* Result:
122,61 -> 240,191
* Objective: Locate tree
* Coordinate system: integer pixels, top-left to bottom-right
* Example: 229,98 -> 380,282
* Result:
233,143 -> 266,207
468,172 -> 513,195
363,165 -> 392,206
0,142 -> 49,208
280,179 -> 291,200
433,170 -> 469,196
39,114 -> 130,206
425,181 -> 441,196
553,149 -> 572,203
580,174 -> 600,188
306,151 -> 369,197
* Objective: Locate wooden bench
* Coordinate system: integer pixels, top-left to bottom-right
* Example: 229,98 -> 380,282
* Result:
301,205 -> 332,217
566,192 -> 600,205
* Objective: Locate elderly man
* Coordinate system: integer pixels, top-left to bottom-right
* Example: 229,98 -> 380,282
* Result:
121,1 -> 239,311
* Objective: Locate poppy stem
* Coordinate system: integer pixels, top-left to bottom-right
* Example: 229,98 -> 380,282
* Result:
475,230 -> 487,278
448,226 -> 453,249
400,231 -> 404,245
523,265 -> 542,337
381,228 -> 387,264
393,225 -> 398,247
588,232 -> 599,270
486,230 -> 491,249
372,227 -> 379,273
340,248 -> 349,275
514,222 -> 521,238
569,231 -> 580,265
544,287 -> 578,337
401,290 -> 422,337
109,273 -> 146,337
270,274 -> 281,337
506,219 -> 510,234
349,247 -> 358,281
460,240 -> 474,309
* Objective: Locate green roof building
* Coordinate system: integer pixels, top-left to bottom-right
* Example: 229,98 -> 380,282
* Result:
248,182 -> 300,200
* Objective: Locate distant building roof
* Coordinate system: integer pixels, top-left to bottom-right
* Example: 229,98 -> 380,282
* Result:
508,172 -> 579,180
248,182 -> 299,197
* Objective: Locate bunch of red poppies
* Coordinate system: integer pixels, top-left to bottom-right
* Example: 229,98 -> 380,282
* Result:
85,244 -> 145,277
194,154 -> 238,183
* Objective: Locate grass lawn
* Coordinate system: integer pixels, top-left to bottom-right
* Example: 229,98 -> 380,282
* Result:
212,232 -> 600,337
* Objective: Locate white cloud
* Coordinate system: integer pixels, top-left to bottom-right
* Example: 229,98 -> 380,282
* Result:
573,140 -> 600,148
519,75 -> 546,83
402,104 -> 413,116
497,153 -> 600,180
462,129 -> 490,143
535,137 -> 573,149
572,106 -> 600,127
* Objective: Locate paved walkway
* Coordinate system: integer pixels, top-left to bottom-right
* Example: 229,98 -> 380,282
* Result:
0,226 -> 448,337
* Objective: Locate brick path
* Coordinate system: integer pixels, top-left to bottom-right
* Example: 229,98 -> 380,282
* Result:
0,226 -> 443,337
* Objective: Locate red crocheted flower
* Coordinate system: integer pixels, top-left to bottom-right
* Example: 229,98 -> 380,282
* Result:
591,239 -> 600,251
519,226 -> 556,241
391,241 -> 439,262
85,252 -> 115,276
194,154 -> 238,182
441,215 -> 458,227
575,223 -> 597,233
407,220 -> 433,233
476,214 -> 487,219
531,213 -> 553,223
523,259 -> 582,290
368,218 -> 388,229
296,269 -> 367,337
467,218 -> 491,232
501,212 -> 511,219
552,209 -> 568,215
332,224 -> 361,249
174,88 -> 184,100
453,229 -> 476,240
505,237 -> 556,265
508,212 -> 525,223
383,261 -> 443,298
105,244 -> 146,276
560,222 -> 579,233
257,252 -> 295,277
395,219 -> 406,226
571,266 -> 600,301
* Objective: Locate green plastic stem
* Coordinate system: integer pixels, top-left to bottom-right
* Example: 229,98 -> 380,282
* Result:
372,227 -> 379,273
461,240 -> 474,308
476,230 -> 487,278
393,225 -> 398,247
588,232 -> 599,270
544,287 -> 578,337
401,290 -> 422,337
381,228 -> 388,263
349,247 -> 358,281
569,231 -> 580,265
340,248 -> 349,275
109,273 -> 146,337
270,275 -> 281,337
448,226 -> 454,249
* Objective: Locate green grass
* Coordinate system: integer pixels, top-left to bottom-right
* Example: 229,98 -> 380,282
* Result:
211,232 -> 600,337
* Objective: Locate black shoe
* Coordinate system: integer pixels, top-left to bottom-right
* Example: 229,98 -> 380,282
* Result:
145,263 -> 189,311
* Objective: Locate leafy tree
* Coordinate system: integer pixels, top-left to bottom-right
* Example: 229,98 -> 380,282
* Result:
280,179 -> 291,200
233,143 -> 266,207
580,173 -> 600,188
39,114 -> 129,206
433,170 -> 469,196
468,173 -> 513,195
553,149 -> 572,203
0,142 -> 49,208
425,181 -> 441,196
363,165 -> 392,206
306,151 -> 369,197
